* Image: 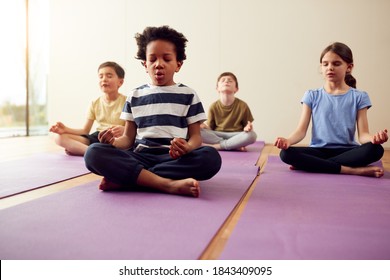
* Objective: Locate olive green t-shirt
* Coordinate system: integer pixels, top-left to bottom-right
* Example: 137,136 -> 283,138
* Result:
207,98 -> 254,132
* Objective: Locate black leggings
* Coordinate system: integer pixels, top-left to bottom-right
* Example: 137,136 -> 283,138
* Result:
279,142 -> 384,174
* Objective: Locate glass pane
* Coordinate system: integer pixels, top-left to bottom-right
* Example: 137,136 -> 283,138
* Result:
28,0 -> 49,136
0,0 -> 27,137
0,0 -> 49,138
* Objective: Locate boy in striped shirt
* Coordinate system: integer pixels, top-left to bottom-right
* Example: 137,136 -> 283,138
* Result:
85,26 -> 221,197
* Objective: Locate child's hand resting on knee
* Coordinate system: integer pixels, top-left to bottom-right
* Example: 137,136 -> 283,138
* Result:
169,138 -> 191,159
371,129 -> 388,145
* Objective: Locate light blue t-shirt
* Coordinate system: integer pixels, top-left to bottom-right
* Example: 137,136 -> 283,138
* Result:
301,87 -> 371,148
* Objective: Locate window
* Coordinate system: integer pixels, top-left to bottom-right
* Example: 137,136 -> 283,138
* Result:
0,0 -> 49,137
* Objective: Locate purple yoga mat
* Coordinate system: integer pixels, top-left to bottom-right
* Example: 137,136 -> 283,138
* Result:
0,142 -> 264,260
218,141 -> 264,167
0,153 -> 90,198
220,155 -> 390,260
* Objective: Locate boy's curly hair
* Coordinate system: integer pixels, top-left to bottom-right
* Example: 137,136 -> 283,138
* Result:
135,25 -> 188,62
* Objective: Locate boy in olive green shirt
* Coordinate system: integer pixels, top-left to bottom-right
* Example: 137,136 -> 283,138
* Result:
201,72 -> 257,151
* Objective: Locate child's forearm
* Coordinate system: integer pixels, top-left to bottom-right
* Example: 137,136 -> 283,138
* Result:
287,130 -> 306,146
187,134 -> 202,151
65,127 -> 90,135
358,133 -> 373,144
112,135 -> 134,150
359,129 -> 388,145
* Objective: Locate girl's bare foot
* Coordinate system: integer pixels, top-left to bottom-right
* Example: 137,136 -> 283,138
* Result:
341,165 -> 384,178
167,178 -> 200,197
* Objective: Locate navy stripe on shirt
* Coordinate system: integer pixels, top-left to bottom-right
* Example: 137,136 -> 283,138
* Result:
132,93 -> 194,107
135,114 -> 188,129
188,102 -> 205,118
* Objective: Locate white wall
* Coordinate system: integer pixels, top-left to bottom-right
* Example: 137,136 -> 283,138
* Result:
48,0 -> 390,148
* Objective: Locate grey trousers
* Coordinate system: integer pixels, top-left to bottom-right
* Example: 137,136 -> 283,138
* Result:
200,128 -> 257,150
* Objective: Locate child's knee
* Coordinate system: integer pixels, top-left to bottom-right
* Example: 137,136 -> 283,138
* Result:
54,133 -> 67,146
246,131 -> 257,143
84,143 -> 106,168
279,148 -> 293,164
372,143 -> 384,160
202,146 -> 222,176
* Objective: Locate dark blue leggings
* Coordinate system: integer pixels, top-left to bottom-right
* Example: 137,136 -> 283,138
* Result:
84,143 -> 222,185
279,142 -> 384,174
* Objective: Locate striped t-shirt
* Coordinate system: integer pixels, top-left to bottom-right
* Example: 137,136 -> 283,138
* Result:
120,83 -> 206,148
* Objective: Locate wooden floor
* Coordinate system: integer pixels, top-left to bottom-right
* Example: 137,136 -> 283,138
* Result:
1,135 -> 389,259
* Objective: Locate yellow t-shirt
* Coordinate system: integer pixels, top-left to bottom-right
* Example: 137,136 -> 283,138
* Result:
207,98 -> 254,132
87,94 -> 127,131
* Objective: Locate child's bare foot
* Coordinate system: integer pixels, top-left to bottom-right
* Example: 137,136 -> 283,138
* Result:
99,177 -> 124,191
166,178 -> 200,197
341,165 -> 384,178
65,149 -> 82,156
289,165 -> 296,170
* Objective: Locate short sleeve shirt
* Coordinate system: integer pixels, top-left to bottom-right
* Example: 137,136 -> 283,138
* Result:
207,98 -> 254,132
87,94 -> 126,131
120,83 -> 206,147
302,87 -> 371,148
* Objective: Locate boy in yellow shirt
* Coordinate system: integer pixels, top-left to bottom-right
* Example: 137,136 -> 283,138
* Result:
50,61 -> 126,156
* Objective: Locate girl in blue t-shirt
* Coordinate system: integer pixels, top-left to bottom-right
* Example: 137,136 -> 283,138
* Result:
275,42 -> 388,177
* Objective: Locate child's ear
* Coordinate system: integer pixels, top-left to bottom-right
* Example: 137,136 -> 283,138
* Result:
142,61 -> 147,71
347,63 -> 354,73
176,61 -> 183,72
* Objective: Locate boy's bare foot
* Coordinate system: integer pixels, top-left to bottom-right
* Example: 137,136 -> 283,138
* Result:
341,165 -> 384,178
166,178 -> 200,197
65,149 -> 82,156
99,177 -> 124,191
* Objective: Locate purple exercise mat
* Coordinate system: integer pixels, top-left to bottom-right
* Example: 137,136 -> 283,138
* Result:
220,155 -> 390,260
0,153 -> 90,198
218,141 -> 264,167
0,142 -> 264,260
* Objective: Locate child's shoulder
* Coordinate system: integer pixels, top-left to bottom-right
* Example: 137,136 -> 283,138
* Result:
302,87 -> 324,99
91,95 -> 104,104
118,93 -> 127,103
166,83 -> 197,96
133,83 -> 194,92
349,87 -> 369,96
174,83 -> 196,93
234,97 -> 248,104
305,87 -> 323,94
134,84 -> 150,91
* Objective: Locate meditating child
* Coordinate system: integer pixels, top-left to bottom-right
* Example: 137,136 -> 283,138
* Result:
274,42 -> 388,177
50,61 -> 126,156
84,26 -> 222,197
201,72 -> 257,151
